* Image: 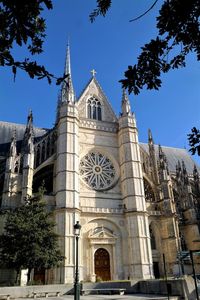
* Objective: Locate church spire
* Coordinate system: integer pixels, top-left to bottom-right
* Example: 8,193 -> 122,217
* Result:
193,165 -> 200,194
65,41 -> 71,76
148,128 -> 154,145
121,88 -> 131,116
22,110 -> 34,154
148,129 -> 159,184
182,160 -> 189,185
6,129 -> 17,172
193,164 -> 199,182
61,42 -> 75,104
158,144 -> 169,181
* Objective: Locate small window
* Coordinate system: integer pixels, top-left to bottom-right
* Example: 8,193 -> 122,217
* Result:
149,225 -> 156,250
87,97 -> 102,121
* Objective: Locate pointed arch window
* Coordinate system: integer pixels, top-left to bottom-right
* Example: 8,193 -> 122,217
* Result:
87,97 -> 102,121
149,225 -> 157,250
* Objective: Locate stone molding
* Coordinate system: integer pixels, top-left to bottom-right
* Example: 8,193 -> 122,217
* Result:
80,118 -> 118,133
81,207 -> 124,214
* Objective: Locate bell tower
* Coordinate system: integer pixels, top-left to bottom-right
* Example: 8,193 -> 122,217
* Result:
55,43 -> 80,283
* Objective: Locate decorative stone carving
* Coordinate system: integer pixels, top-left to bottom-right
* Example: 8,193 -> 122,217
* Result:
88,226 -> 117,245
80,151 -> 116,190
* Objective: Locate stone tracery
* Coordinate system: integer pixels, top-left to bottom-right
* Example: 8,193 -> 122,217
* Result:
80,152 -> 115,190
87,97 -> 102,120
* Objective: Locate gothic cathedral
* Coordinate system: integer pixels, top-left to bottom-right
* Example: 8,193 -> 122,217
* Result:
0,45 -> 200,284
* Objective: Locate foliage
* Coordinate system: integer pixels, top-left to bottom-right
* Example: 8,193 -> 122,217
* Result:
91,0 -> 200,95
0,189 -> 63,284
0,0 -> 67,84
1,1 -> 200,153
90,0 -> 112,23
2,0 -> 199,91
188,127 -> 200,156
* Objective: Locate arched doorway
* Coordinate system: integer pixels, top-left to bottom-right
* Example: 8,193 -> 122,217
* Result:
94,248 -> 111,281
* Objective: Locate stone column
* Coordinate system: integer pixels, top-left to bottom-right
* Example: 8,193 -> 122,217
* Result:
89,245 -> 96,282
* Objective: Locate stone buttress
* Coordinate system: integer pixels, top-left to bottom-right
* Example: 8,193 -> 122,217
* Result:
118,90 -> 153,279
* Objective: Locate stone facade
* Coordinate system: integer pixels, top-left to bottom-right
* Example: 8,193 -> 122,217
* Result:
0,46 -> 200,285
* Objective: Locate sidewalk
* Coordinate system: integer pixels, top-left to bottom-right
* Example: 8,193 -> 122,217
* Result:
18,295 -> 179,300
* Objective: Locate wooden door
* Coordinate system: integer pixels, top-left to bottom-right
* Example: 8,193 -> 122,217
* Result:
33,268 -> 45,284
95,248 -> 111,281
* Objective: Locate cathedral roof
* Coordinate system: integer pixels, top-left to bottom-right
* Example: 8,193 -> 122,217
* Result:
0,121 -> 49,156
0,121 -> 48,144
140,143 -> 198,175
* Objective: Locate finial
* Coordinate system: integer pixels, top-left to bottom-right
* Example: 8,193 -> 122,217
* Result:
25,110 -> 33,136
91,69 -> 97,77
12,127 -> 16,141
177,160 -> 181,170
194,164 -> 198,175
158,144 -> 162,155
9,128 -> 17,157
193,164 -> 200,183
28,109 -> 33,124
158,144 -> 169,173
182,160 -> 187,172
148,129 -> 154,144
121,88 -> 131,116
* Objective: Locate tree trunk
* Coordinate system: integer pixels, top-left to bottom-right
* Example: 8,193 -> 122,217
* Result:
15,269 -> 20,285
27,268 -> 32,284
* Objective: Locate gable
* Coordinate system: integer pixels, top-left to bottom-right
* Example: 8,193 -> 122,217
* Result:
77,77 -> 117,123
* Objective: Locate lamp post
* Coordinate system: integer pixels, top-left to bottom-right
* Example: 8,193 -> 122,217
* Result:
74,221 -> 81,300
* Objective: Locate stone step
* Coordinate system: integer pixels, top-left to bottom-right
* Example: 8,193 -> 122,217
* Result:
129,295 -> 179,300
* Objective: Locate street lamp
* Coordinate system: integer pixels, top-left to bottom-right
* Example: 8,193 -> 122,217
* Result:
74,221 -> 82,300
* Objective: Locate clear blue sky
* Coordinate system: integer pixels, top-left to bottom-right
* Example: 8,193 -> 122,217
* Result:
0,0 -> 200,162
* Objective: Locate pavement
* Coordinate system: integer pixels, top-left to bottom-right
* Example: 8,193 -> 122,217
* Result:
17,295 -> 178,300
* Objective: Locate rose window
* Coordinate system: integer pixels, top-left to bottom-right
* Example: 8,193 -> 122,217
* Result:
80,152 -> 116,190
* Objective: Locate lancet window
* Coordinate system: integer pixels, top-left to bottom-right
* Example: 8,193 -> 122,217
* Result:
149,225 -> 156,250
87,97 -> 102,121
34,130 -> 56,168
14,158 -> 20,173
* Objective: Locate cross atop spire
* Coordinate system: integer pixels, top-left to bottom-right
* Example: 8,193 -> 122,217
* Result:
91,69 -> 97,77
